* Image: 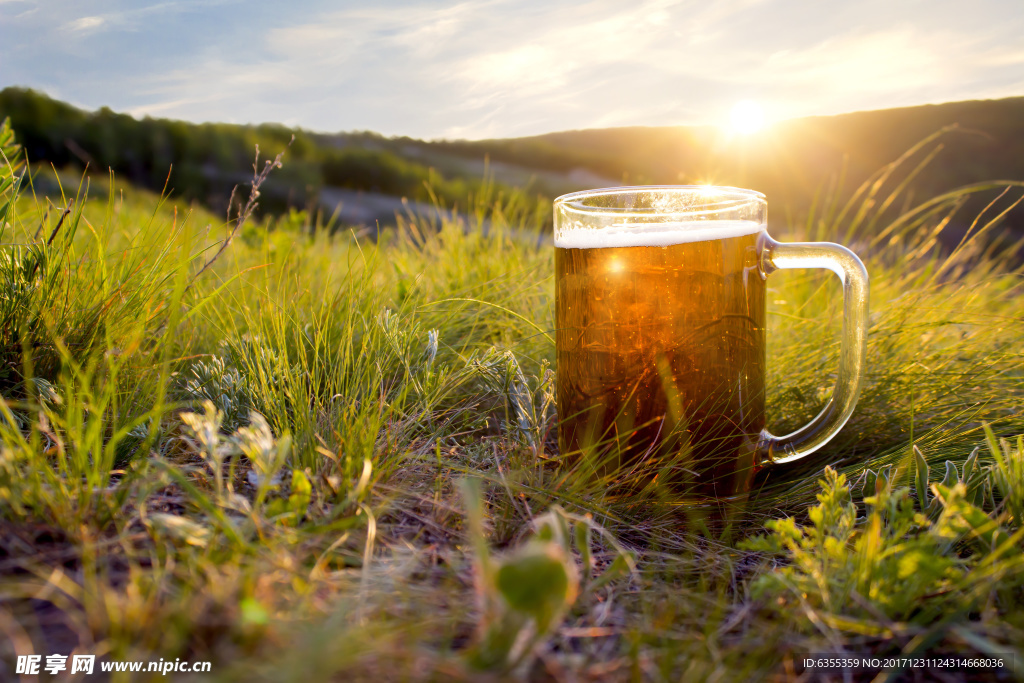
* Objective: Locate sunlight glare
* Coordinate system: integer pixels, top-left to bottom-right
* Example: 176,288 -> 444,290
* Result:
729,100 -> 765,135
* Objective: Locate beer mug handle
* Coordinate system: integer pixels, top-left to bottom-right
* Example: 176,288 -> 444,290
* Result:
758,235 -> 869,465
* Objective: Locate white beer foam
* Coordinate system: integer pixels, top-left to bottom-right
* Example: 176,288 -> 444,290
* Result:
555,220 -> 764,249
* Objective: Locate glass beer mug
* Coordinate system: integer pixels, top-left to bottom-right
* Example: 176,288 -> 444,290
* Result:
554,186 -> 868,500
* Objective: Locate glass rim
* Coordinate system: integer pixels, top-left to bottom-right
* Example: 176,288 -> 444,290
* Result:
554,185 -> 766,219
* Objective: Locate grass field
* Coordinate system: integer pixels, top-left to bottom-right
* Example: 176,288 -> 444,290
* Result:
1,117 -> 1024,681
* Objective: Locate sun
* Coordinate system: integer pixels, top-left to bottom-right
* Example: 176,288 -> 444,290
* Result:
729,100 -> 765,135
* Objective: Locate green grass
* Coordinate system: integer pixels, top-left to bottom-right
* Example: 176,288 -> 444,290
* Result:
1,116 -> 1024,681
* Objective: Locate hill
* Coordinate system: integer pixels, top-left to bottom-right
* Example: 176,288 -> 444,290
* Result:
0,87 -> 532,226
2,87 -> 1022,242
411,97 -> 1024,240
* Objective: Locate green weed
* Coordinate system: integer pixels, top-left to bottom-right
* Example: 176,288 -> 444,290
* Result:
0,119 -> 1022,681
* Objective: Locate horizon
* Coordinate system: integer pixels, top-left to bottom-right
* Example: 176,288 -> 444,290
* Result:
1,0 -> 1022,141
4,84 -> 1021,144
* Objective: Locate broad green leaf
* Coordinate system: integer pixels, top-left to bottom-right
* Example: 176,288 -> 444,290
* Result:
941,460 -> 958,488
914,446 -> 929,509
496,542 -> 576,632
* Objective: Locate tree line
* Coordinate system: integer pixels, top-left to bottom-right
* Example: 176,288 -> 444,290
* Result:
0,87 -> 505,218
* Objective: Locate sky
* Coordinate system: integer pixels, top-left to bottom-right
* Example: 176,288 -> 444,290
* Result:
1,0 -> 1023,140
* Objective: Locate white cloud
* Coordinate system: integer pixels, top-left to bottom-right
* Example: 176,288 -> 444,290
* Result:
742,27 -> 1022,120
17,0 -> 1023,139
57,2 -> 197,37
65,15 -> 105,31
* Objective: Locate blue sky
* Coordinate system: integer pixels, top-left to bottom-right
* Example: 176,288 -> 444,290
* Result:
1,0 -> 1022,139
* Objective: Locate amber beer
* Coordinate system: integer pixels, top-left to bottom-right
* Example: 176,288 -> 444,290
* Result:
556,220 -> 767,499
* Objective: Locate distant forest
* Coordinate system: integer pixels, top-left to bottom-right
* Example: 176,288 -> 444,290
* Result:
0,87 -> 499,217
2,86 -> 1023,241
